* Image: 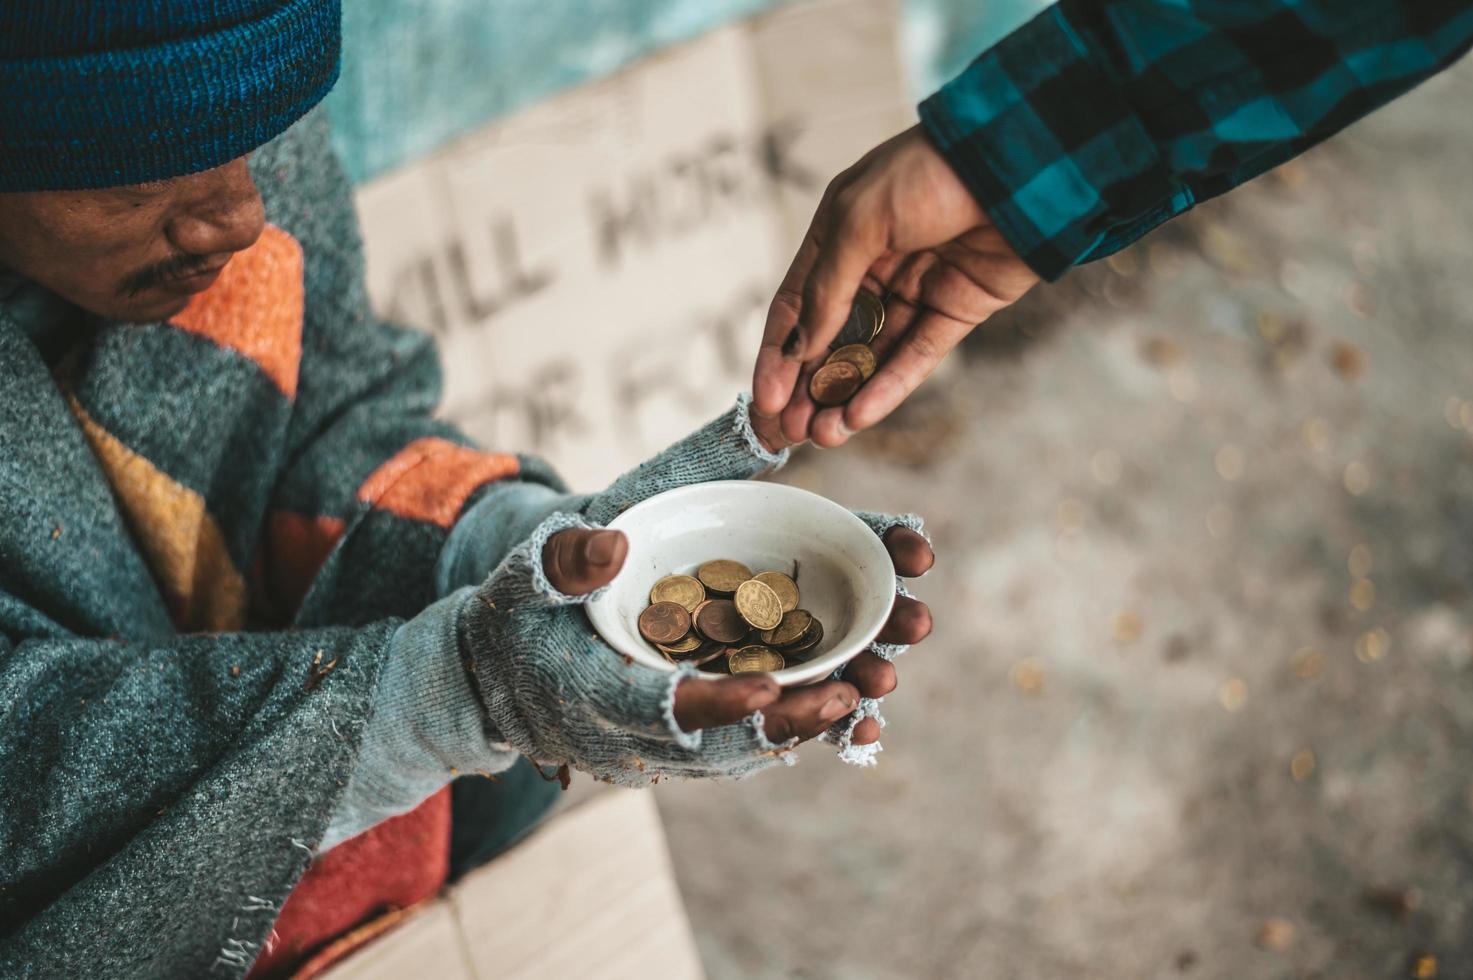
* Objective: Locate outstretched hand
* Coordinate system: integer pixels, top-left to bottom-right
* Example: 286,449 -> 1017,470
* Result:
543,525 -> 934,746
750,125 -> 1040,451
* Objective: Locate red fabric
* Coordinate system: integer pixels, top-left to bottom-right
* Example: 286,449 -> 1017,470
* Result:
245,788 -> 452,979
241,360 -> 517,978
263,511 -> 347,614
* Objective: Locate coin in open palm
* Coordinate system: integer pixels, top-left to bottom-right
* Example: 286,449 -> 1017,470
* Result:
809,360 -> 863,406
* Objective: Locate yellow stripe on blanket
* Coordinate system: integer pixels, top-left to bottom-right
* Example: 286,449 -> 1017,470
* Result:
68,396 -> 247,632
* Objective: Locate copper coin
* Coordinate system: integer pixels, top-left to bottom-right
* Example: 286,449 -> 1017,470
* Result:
753,571 -> 800,612
638,601 -> 690,646
808,360 -> 863,406
728,645 -> 785,674
650,574 -> 705,612
694,599 -> 746,644
827,344 -> 877,381
696,559 -> 752,595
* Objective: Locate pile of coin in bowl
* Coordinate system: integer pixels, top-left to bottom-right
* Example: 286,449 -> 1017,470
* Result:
809,289 -> 883,407
636,559 -> 825,674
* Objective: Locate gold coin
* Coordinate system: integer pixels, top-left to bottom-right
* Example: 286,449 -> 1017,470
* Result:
783,617 -> 824,656
650,574 -> 705,612
733,579 -> 783,631
760,609 -> 812,647
855,288 -> 884,342
656,633 -> 703,655
827,344 -> 876,381
696,559 -> 753,595
638,601 -> 691,646
753,571 -> 799,612
808,360 -> 863,406
832,289 -> 885,349
728,645 -> 785,674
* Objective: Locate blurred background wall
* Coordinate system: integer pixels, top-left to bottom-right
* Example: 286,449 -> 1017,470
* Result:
347,0 -> 944,487
323,0 -> 1045,184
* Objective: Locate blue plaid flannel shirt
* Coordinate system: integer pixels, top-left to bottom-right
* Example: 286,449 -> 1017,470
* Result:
919,0 -> 1473,280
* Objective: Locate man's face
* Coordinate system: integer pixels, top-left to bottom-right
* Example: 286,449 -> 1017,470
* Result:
0,157 -> 266,323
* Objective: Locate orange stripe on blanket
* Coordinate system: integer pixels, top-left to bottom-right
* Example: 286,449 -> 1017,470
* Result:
357,439 -> 519,529
172,224 -> 304,398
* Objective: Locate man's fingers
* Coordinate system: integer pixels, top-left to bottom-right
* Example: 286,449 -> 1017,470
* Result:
677,676 -> 864,744
748,408 -> 792,455
779,358 -> 822,445
851,717 -> 883,746
542,529 -> 628,596
752,236 -> 818,418
842,307 -> 972,433
672,675 -> 781,732
752,343 -> 802,426
805,263 -> 923,448
794,193 -> 887,362
845,651 -> 897,699
868,254 -> 929,363
883,526 -> 934,577
808,406 -> 852,449
878,595 -> 932,645
761,679 -> 860,743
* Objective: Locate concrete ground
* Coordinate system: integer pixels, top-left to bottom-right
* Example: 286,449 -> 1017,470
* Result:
652,57 -> 1473,980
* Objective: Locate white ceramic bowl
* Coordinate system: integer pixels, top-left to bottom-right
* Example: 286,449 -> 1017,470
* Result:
584,481 -> 896,685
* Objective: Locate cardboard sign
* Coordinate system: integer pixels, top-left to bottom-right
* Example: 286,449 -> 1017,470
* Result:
357,0 -> 909,487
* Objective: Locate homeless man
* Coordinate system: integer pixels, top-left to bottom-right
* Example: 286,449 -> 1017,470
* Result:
0,2 -> 935,975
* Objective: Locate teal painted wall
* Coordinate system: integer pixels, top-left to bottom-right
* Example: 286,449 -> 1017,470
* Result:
325,0 -> 1047,184
905,0 -> 1049,91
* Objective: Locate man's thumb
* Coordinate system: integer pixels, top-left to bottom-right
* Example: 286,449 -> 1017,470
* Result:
542,528 -> 628,596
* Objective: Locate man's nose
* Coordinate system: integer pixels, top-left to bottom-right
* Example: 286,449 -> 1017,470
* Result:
166,157 -> 266,258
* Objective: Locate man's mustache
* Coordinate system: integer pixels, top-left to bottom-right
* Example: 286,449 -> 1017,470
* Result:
118,253 -> 220,297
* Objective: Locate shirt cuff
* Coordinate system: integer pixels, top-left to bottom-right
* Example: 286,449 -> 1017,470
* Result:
917,3 -> 1191,281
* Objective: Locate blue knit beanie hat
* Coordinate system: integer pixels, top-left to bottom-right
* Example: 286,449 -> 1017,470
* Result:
0,0 -> 341,192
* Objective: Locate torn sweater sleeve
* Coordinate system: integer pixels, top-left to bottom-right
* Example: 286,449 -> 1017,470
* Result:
0,613 -> 398,966
319,480 -> 573,851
